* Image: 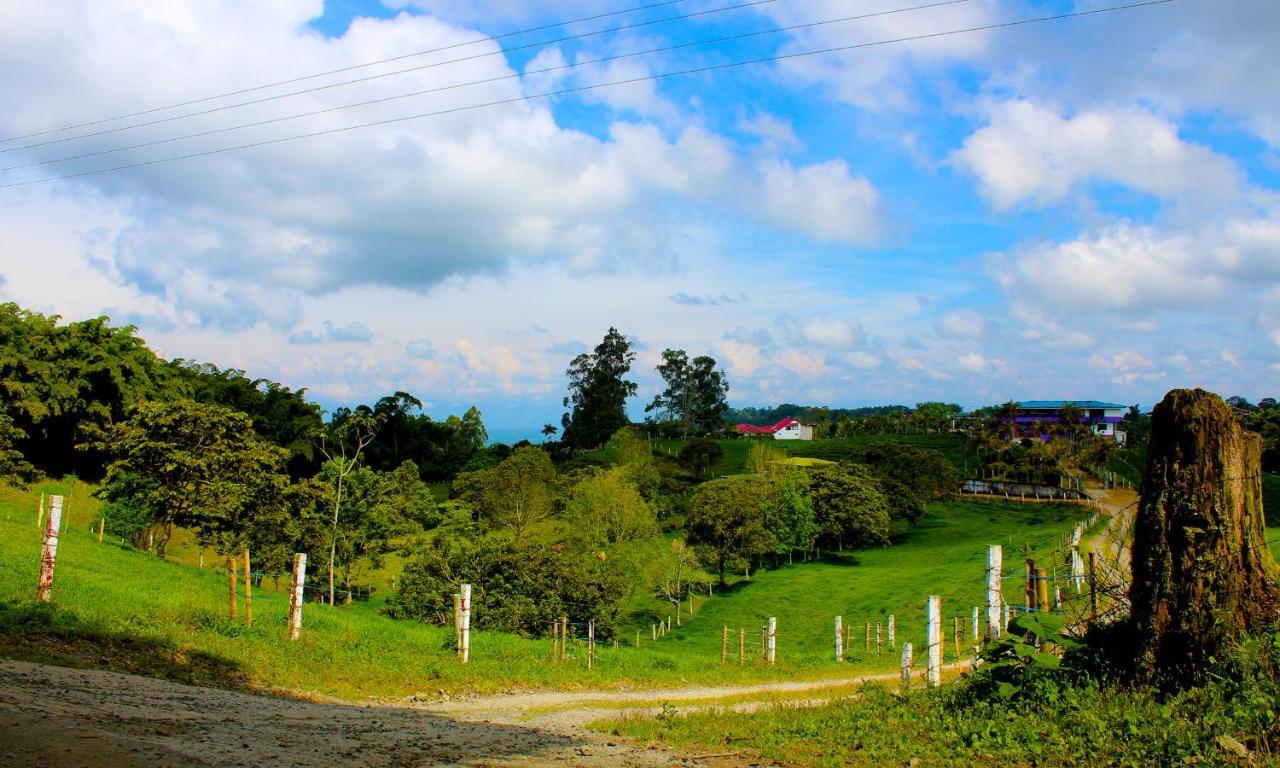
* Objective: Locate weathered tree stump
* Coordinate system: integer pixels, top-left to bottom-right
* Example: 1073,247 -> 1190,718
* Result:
1130,389 -> 1280,688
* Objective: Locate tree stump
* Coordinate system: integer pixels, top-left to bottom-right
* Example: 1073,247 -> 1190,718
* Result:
1130,389 -> 1280,688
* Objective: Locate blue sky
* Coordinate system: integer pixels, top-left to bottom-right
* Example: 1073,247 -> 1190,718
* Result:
1,0 -> 1278,434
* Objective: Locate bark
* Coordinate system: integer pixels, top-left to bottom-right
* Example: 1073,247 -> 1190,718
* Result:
1130,388 -> 1280,689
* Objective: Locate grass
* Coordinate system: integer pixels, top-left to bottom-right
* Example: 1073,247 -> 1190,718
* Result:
0,480 -> 1092,701
652,434 -> 974,478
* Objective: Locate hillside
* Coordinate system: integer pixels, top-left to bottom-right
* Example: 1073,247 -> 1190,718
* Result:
0,481 -> 1085,701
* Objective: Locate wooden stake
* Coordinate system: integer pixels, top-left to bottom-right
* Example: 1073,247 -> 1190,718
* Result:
1024,558 -> 1036,612
37,492 -> 45,531
835,616 -> 844,662
1088,552 -> 1098,624
561,616 -> 568,660
766,617 -> 776,664
552,622 -> 559,658
635,630 -> 640,647
900,642 -> 913,692
227,553 -> 237,621
651,623 -> 657,641
459,583 -> 471,664
972,606 -> 980,642
721,625 -> 728,666
926,595 -> 941,687
1036,568 -> 1050,613
888,614 -> 896,648
864,621 -> 870,653
587,619 -> 594,670
288,553 -> 306,640
952,617 -> 960,660
876,622 -> 882,656
739,628 -> 745,666
986,544 -> 1003,639
243,547 -> 253,627
36,496 -> 63,602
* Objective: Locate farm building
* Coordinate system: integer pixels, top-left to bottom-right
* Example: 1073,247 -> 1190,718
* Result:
1003,400 -> 1128,444
735,417 -> 817,441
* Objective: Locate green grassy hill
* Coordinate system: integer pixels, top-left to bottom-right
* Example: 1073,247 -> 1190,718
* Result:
653,434 -> 973,477
0,480 -> 1091,701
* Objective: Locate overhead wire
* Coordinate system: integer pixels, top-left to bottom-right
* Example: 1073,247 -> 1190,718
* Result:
0,0 -> 777,154
0,0 -> 696,144
0,0 -> 973,173
0,0 -> 1174,191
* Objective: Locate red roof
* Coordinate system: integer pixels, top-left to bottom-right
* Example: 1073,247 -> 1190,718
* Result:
735,417 -> 799,435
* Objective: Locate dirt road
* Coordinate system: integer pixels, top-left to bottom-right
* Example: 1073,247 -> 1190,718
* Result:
0,660 -> 923,767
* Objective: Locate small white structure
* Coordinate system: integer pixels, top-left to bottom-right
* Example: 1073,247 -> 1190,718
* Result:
773,419 -> 816,441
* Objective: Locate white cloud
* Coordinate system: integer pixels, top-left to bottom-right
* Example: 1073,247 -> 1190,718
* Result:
952,100 -> 1241,211
799,317 -> 864,349
956,353 -> 988,373
935,309 -> 987,340
753,159 -> 883,244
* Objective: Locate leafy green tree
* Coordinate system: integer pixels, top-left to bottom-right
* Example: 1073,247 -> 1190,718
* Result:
0,413 -> 34,484
561,328 -> 638,450
95,400 -> 288,558
686,477 -> 771,586
679,438 -> 724,479
761,469 -> 817,562
807,463 -> 891,551
452,446 -> 556,538
645,349 -> 730,436
317,409 -> 383,604
651,539 -> 708,614
563,467 -> 656,549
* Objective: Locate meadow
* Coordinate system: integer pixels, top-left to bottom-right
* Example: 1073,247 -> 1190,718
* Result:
0,480 -> 1083,701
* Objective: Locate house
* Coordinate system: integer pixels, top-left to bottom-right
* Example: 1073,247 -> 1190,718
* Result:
1005,400 -> 1128,444
735,417 -> 817,441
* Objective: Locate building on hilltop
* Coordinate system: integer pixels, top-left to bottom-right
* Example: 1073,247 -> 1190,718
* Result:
1003,400 -> 1128,444
735,417 -> 816,441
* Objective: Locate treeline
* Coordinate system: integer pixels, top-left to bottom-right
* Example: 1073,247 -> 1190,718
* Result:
725,402 -> 964,437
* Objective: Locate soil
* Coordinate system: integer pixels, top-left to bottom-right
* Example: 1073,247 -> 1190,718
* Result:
0,659 -> 922,767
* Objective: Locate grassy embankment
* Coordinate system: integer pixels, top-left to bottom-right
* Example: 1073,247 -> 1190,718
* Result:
654,434 -> 974,477
0,480 -> 1082,701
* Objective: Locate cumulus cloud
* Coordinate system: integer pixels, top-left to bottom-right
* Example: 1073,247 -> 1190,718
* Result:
952,100 -> 1241,211
956,353 -> 988,373
406,339 -> 437,359
289,320 -> 374,345
935,309 -> 987,340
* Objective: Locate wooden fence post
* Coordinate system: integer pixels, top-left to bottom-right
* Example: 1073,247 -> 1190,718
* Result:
227,553 -> 238,621
1036,568 -> 1050,612
36,495 -> 63,602
926,595 -> 941,687
1002,602 -> 1011,630
767,617 -> 777,665
587,619 -> 594,670
722,625 -> 728,666
243,547 -> 253,627
864,621 -> 870,654
986,544 -> 1003,639
972,606 -> 980,642
561,616 -> 568,660
952,617 -> 960,659
651,623 -> 657,641
635,630 -> 640,647
287,553 -> 306,640
876,622 -> 882,656
900,642 -> 913,691
1071,548 -> 1085,593
739,628 -> 745,666
459,583 -> 471,664
1088,552 -> 1098,624
1024,558 -> 1036,612
98,516 -> 105,544
835,616 -> 843,662
888,614 -> 896,648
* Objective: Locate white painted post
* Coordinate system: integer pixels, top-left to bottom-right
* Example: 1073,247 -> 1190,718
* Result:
888,614 -> 896,648
972,606 -> 980,642
835,616 -> 843,662
652,623 -> 657,641
926,595 -> 941,687
587,619 -> 594,670
900,642 -> 914,690
36,496 -> 64,602
986,544 -> 1003,639
876,622 -> 882,655
288,553 -> 306,640
1002,602 -> 1011,629
1071,548 -> 1085,592
767,617 -> 777,665
459,583 -> 472,664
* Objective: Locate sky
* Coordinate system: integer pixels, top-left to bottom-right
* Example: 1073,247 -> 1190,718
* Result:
1,0 -> 1278,436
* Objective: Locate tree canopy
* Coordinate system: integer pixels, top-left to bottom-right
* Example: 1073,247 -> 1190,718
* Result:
561,328 -> 637,450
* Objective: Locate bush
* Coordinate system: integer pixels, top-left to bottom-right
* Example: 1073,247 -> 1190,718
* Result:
678,439 -> 724,478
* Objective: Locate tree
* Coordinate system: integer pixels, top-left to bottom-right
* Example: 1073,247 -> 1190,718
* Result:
686,477 -> 771,586
679,438 -> 724,479
1130,389 -> 1280,690
746,441 -> 785,477
652,539 -> 707,614
807,463 -> 891,551
759,469 -> 817,562
563,467 -> 656,549
95,400 -> 288,559
0,413 -> 33,484
541,423 -> 558,443
561,328 -> 638,450
453,446 -> 556,538
645,349 -> 730,437
317,410 -> 383,605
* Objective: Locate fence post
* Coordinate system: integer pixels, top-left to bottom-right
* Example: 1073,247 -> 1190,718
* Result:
888,614 -> 896,648
864,621 -> 870,654
288,553 -> 306,640
36,495 -> 63,602
1002,602 -> 1011,630
587,619 -> 594,670
722,625 -> 728,666
459,583 -> 471,664
652,623 -> 657,641
767,617 -> 776,665
739,628 -> 745,666
1024,558 -> 1036,612
1088,552 -> 1098,624
1035,568 -> 1050,612
876,622 -> 882,656
37,492 -> 45,531
243,547 -> 253,627
986,544 -> 1003,638
926,596 -> 941,687
561,616 -> 568,660
972,606 -> 980,642
227,553 -> 238,621
835,616 -> 843,662
1071,548 -> 1085,592
900,642 -> 913,692
952,617 -> 961,660
636,630 -> 640,647
98,516 -> 105,544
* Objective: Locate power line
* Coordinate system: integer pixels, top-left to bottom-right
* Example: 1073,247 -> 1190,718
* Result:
0,0 -> 775,155
1,0 -> 974,173
0,0 -> 694,145
0,0 -> 1175,191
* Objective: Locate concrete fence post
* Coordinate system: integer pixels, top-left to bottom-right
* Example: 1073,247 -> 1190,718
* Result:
288,553 -> 306,640
36,496 -> 63,602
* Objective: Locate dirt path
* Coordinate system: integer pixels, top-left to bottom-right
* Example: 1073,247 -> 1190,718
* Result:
1085,485 -> 1137,579
0,659 -> 941,767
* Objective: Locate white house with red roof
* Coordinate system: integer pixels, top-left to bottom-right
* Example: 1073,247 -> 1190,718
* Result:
735,417 -> 816,441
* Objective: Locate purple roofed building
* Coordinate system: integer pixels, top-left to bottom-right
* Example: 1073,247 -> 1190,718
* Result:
1005,400 -> 1128,445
